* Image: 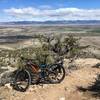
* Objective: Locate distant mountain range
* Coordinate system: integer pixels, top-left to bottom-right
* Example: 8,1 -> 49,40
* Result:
1,20 -> 100,25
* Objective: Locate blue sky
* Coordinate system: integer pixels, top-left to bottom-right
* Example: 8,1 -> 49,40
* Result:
0,0 -> 100,22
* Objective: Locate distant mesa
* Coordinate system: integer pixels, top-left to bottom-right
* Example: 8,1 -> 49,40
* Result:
0,20 -> 100,25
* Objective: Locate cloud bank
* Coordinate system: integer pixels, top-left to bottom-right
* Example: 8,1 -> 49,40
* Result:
4,7 -> 100,21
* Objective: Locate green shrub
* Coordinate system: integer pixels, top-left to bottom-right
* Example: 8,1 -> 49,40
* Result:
0,34 -> 89,68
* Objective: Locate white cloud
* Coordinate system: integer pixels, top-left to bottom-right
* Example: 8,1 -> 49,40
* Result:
4,7 -> 100,21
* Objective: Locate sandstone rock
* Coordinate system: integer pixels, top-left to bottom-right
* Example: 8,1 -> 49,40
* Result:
5,83 -> 12,90
59,97 -> 65,100
28,86 -> 36,92
0,68 -> 17,86
42,84 -> 48,88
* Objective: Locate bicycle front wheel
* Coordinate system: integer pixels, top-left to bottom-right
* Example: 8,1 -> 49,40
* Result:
14,69 -> 31,92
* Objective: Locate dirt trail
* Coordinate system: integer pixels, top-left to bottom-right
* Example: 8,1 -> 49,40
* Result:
0,67 -> 100,100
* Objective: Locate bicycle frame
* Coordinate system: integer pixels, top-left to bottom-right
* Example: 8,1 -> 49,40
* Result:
20,56 -> 64,81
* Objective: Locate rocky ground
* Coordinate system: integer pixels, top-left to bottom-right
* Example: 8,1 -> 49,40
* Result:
0,58 -> 100,100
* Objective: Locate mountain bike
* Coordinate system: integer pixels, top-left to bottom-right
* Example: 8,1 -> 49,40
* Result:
14,56 -> 65,92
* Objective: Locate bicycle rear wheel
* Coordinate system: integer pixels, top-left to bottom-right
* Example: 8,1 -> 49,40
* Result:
48,64 -> 65,83
14,69 -> 31,92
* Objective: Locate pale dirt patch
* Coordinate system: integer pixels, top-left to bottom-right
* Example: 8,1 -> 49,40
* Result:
0,59 -> 100,100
